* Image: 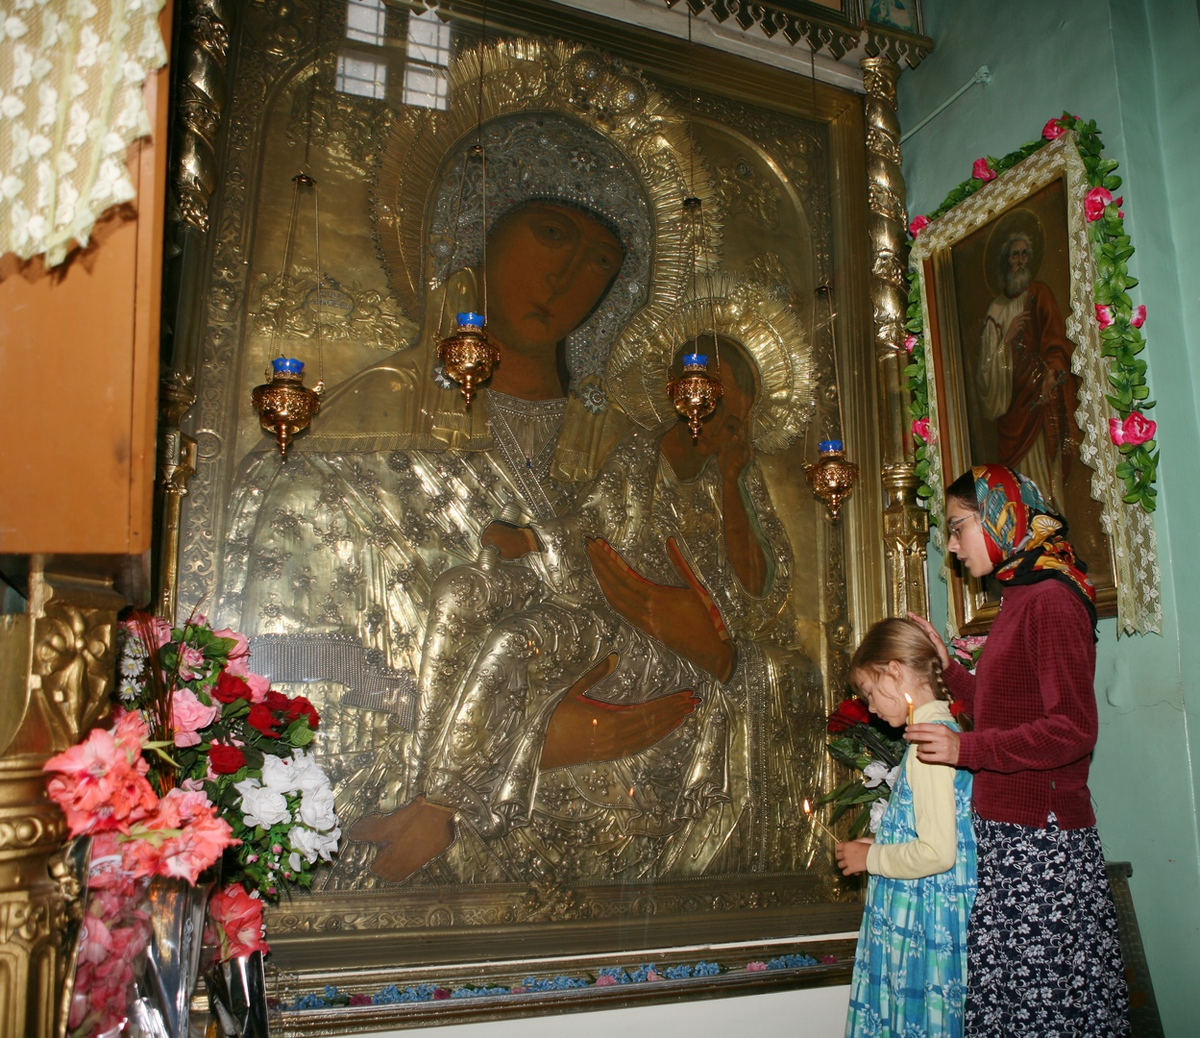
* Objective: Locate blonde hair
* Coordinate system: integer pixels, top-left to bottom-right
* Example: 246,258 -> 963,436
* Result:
848,617 -> 964,724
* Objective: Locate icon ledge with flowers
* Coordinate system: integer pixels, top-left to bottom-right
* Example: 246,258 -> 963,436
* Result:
905,113 -> 1159,513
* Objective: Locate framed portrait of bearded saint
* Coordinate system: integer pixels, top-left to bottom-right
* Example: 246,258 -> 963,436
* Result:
169,0 -> 893,1015
910,133 -> 1159,635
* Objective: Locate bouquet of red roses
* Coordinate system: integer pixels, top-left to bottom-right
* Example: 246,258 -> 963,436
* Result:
818,697 -> 907,839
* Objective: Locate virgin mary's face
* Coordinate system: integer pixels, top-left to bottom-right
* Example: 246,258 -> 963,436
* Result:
484,203 -> 624,358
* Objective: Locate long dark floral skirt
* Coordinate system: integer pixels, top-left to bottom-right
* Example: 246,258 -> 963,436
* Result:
966,815 -> 1130,1037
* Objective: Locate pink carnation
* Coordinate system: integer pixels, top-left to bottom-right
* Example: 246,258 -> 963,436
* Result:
1131,304 -> 1146,328
908,214 -> 929,237
1042,117 -> 1067,140
971,157 -> 996,181
171,687 -> 218,747
1108,412 -> 1157,447
1095,304 -> 1113,329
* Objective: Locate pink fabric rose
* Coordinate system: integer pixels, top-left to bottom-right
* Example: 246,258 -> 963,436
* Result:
1042,117 -> 1067,140
177,642 -> 206,681
1131,304 -> 1147,328
1109,412 -> 1157,446
904,334 -> 918,354
171,687 -> 218,747
1095,304 -> 1113,329
971,157 -> 996,181
1085,186 -> 1113,221
912,417 -> 931,442
908,214 -> 929,237
213,627 -> 252,677
245,671 -> 271,704
595,975 -> 618,987
746,961 -> 768,972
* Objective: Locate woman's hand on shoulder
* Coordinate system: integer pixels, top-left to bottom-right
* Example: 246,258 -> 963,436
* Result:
835,838 -> 873,876
905,723 -> 960,766
906,611 -> 950,670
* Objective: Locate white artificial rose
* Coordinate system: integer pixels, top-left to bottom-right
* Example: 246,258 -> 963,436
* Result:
884,765 -> 900,790
260,753 -> 300,794
298,786 -> 338,831
868,797 -> 889,834
288,750 -> 332,796
288,851 -> 303,873
234,777 -> 291,828
288,825 -> 324,863
862,761 -> 890,789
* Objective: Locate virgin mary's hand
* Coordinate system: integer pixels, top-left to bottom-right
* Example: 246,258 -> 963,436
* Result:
586,535 -> 735,682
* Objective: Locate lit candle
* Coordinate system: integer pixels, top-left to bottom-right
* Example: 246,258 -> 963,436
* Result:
904,692 -> 914,727
803,799 -> 839,844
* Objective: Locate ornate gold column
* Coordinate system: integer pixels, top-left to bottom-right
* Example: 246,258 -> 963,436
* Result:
861,56 -> 929,618
0,559 -> 123,1038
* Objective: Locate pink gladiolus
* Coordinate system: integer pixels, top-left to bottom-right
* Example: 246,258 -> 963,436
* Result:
971,157 -> 996,181
44,727 -> 157,836
904,334 -> 918,354
1095,304 -> 1113,329
1085,186 -> 1112,221
1042,117 -> 1067,140
908,214 -> 929,237
1109,412 -> 1157,447
171,686 -> 218,747
1131,305 -> 1147,328
912,417 -> 931,442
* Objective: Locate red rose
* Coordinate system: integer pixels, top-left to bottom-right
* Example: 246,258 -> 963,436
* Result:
209,743 -> 247,775
247,704 -> 282,739
908,214 -> 929,237
827,697 -> 870,733
213,670 -> 253,704
265,690 -> 291,712
949,701 -> 968,717
284,695 -> 320,729
433,988 -> 451,1001
1084,186 -> 1112,221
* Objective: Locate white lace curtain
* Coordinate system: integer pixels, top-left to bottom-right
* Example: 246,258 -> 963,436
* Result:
0,0 -> 167,267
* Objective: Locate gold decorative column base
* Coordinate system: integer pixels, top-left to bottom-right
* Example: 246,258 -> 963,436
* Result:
0,557 -> 127,1038
882,464 -> 929,618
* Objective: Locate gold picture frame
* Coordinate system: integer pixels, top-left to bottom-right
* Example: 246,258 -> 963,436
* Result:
909,133 -> 1160,636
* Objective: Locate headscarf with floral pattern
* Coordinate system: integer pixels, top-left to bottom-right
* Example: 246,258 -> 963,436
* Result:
972,464 -> 1097,629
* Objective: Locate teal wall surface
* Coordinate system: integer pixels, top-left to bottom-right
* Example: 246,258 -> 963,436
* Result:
897,1 -> 1200,1032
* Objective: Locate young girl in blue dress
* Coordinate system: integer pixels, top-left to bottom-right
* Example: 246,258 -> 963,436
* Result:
837,617 -> 977,1038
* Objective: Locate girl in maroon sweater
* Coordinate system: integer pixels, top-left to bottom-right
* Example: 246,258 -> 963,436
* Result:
907,465 -> 1129,1037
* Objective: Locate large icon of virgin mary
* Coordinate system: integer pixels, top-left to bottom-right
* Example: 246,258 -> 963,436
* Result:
216,39 -> 818,894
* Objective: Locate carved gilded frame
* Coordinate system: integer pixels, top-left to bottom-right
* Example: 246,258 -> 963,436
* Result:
161,0 -> 909,1024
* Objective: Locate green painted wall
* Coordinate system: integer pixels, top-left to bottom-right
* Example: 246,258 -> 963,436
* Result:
898,1 -> 1200,1032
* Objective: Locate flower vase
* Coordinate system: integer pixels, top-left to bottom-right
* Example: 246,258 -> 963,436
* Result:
205,951 -> 270,1038
128,873 -> 217,1038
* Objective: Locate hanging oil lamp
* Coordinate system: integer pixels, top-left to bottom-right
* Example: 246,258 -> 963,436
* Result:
806,439 -> 858,521
251,357 -> 324,458
438,311 -> 500,407
668,352 -> 723,442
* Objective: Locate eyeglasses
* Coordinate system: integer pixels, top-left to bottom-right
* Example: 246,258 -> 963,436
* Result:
946,514 -> 977,541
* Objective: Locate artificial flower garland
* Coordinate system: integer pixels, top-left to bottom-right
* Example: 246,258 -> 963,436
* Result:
905,114 -> 1159,512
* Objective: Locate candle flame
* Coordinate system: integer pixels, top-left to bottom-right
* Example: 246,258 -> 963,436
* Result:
803,798 -> 812,814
